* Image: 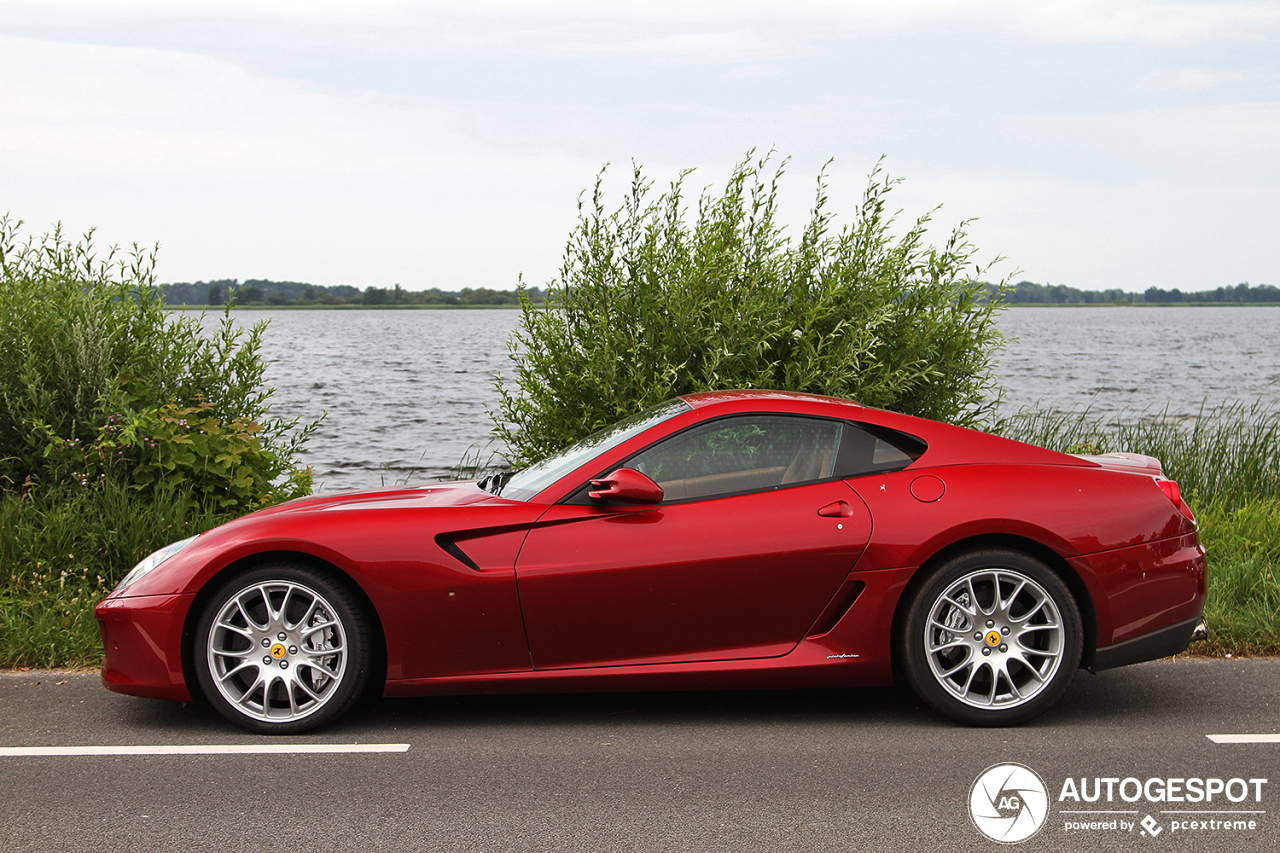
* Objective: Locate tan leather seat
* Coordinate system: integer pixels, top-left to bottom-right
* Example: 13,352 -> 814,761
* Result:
781,437 -> 833,484
658,466 -> 787,501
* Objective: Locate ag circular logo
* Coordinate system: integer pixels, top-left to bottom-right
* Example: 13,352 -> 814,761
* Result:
969,763 -> 1049,843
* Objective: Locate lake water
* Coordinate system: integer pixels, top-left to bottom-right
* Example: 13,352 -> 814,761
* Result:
996,307 -> 1279,415
225,306 -> 1280,493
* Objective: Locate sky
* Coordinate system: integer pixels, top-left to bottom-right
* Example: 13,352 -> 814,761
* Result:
1,0 -> 1277,293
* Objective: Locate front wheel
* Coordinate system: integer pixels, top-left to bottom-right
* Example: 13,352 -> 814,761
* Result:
899,549 -> 1083,726
194,563 -> 372,734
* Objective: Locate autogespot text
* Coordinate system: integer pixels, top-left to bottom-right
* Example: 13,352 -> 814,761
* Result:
1059,776 -> 1268,804
1058,776 -> 1267,838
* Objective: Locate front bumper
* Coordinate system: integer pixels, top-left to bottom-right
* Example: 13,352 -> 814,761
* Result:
95,593 -> 196,702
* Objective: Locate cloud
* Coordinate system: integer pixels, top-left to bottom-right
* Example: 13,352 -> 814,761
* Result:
421,0 -> 1280,52
6,0 -> 1278,52
440,23 -> 783,62
1,1 -> 1276,293
1135,67 -> 1278,92
894,170 -> 1279,290
990,0 -> 1280,44
0,33 -> 591,288
1008,101 -> 1280,186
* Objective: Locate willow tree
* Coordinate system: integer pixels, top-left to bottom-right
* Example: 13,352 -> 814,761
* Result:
493,154 -> 1007,467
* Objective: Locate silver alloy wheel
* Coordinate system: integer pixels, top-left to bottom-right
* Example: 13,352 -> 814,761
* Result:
923,568 -> 1066,709
205,580 -> 349,723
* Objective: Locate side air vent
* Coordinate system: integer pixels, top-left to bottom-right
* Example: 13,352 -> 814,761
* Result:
435,535 -> 480,571
806,580 -> 866,637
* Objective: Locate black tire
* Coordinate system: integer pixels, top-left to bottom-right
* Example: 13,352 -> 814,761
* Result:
899,548 -> 1083,726
194,563 -> 372,734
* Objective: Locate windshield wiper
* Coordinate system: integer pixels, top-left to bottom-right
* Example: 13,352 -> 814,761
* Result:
478,471 -> 513,495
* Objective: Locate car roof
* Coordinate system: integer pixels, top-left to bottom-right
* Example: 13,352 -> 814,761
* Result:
676,389 -> 1090,470
679,389 -> 863,411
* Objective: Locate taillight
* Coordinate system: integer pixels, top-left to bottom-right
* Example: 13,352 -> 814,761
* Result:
1158,479 -> 1195,521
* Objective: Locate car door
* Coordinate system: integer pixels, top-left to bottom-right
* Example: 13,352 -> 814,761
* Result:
514,415 -> 874,669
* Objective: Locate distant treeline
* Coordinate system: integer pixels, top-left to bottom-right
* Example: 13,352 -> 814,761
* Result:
161,277 -> 1277,308
991,280 -> 1279,305
160,279 -> 542,307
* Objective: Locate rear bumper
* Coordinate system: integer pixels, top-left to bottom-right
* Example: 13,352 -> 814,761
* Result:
1090,614 -> 1206,672
95,593 -> 195,702
1073,530 -> 1207,661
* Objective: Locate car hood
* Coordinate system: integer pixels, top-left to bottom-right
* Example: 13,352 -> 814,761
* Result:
242,481 -> 521,519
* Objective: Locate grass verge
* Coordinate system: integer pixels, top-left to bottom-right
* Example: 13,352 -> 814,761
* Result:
0,482 -> 234,668
1192,497 -> 1280,656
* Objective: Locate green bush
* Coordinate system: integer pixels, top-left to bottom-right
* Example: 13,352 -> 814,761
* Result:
32,397 -> 312,509
0,216 -> 314,509
0,215 -> 316,666
492,154 -> 1007,467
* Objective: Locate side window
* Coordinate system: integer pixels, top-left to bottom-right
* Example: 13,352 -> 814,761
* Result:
628,415 -> 844,502
834,423 -> 927,477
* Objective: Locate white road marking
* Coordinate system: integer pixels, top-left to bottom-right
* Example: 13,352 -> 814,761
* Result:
1206,734 -> 1280,744
0,743 -> 410,756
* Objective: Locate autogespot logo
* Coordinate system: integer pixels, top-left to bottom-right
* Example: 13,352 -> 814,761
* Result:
970,763 -> 1051,843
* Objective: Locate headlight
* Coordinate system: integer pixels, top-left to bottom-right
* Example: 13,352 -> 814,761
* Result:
115,535 -> 198,592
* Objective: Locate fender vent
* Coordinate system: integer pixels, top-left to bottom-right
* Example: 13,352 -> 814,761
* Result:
435,535 -> 480,571
806,580 -> 866,637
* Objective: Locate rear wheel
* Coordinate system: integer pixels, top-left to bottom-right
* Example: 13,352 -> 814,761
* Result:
900,549 -> 1082,726
194,563 -> 371,734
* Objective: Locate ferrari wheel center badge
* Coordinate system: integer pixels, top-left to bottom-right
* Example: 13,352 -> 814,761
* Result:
985,631 -> 1002,647
270,643 -> 287,659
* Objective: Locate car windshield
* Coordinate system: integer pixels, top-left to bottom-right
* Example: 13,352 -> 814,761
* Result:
498,398 -> 691,501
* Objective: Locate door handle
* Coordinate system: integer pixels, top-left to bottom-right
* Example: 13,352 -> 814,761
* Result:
817,500 -> 854,518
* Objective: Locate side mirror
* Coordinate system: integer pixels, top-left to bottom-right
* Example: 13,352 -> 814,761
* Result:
588,468 -> 664,504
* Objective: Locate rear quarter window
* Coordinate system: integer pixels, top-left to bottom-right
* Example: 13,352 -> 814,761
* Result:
835,423 -> 927,478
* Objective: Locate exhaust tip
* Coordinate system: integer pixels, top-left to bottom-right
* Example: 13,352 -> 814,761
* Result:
1192,617 -> 1209,643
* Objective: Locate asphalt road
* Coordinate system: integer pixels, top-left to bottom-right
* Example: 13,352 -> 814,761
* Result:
1,659 -> 1277,852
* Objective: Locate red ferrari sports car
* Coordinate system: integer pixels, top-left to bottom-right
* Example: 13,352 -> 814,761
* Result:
96,390 -> 1207,733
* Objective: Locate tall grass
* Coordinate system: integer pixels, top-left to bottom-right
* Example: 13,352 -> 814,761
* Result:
0,482 -> 235,667
1193,497 -> 1280,655
996,399 -> 1280,509
998,400 -> 1280,655
445,442 -> 505,482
